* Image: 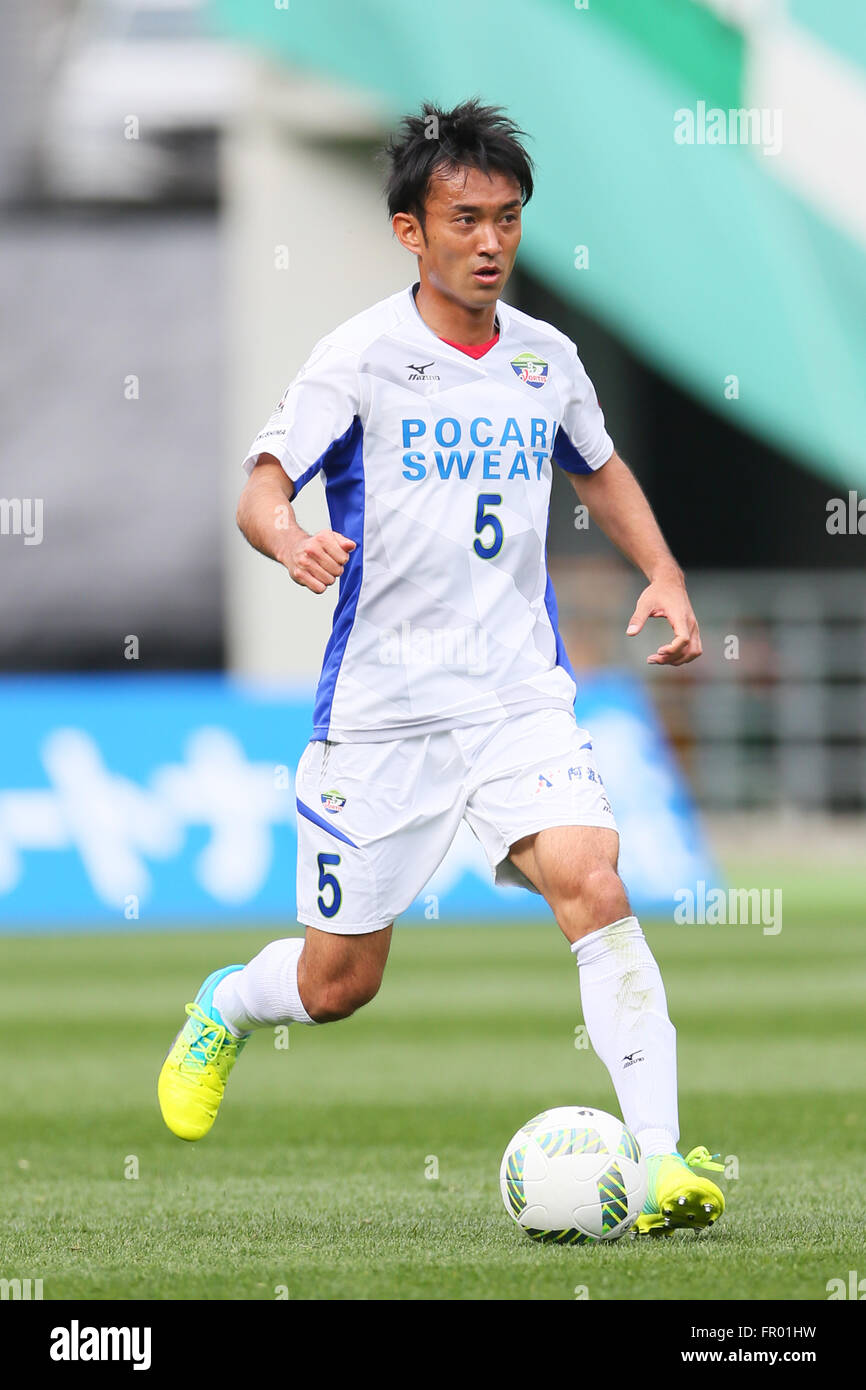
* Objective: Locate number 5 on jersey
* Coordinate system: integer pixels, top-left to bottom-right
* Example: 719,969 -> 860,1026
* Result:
317,852 -> 342,918
473,493 -> 503,559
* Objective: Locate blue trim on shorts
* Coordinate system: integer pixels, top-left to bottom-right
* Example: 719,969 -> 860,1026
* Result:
296,797 -> 358,848
312,417 -> 365,738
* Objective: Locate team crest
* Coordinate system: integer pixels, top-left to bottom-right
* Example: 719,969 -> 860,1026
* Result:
510,351 -> 548,388
321,789 -> 346,815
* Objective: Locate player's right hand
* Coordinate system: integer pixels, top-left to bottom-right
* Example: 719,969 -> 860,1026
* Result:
284,530 -> 356,594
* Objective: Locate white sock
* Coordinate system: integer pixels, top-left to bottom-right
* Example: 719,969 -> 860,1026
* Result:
571,916 -> 679,1158
213,938 -> 315,1034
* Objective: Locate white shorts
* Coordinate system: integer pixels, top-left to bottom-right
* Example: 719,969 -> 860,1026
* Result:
294,706 -> 617,934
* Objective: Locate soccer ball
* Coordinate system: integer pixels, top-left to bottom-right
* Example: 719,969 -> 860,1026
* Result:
500,1105 -> 647,1244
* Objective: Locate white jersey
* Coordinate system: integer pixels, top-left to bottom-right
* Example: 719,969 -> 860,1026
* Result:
243,284 -> 614,742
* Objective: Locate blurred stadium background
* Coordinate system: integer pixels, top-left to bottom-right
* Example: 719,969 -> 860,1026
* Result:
2,0 -> 864,923
1,0 -> 864,1303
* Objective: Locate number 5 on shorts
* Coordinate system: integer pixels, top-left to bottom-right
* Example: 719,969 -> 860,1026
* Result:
317,852 -> 342,918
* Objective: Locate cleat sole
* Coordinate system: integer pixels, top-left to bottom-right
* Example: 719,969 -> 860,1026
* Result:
635,1190 -> 723,1235
635,1150 -> 726,1238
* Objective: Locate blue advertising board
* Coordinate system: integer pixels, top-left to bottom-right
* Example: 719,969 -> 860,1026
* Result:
0,674 -> 716,929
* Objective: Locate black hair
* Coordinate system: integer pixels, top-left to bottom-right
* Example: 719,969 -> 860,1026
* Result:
383,98 -> 534,233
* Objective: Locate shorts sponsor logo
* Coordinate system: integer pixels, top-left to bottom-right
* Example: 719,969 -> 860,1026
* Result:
321,789 -> 346,815
510,351 -> 548,388
567,764 -> 603,784
529,761 -> 612,813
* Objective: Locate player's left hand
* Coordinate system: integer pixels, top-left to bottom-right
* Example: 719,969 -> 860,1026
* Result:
626,571 -> 702,666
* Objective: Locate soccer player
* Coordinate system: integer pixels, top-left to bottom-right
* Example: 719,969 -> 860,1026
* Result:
159,100 -> 725,1235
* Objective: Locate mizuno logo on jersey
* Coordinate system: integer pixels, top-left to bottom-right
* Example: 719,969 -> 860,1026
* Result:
405,361 -> 440,381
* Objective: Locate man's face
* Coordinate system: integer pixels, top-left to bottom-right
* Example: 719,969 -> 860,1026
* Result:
397,164 -> 523,311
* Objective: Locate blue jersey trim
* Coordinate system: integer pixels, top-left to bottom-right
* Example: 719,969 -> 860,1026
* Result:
291,458 -> 324,494
311,417 -> 365,738
290,414 -> 360,496
543,529 -> 578,692
296,797 -> 359,848
551,424 -> 594,475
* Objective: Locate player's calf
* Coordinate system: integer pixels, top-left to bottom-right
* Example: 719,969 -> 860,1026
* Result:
296,923 -> 392,1022
299,972 -> 384,1022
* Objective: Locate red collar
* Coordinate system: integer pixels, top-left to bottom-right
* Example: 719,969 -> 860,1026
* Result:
438,332 -> 500,359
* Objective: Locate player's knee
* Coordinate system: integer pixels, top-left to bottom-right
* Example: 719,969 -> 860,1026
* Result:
582,864 -> 629,919
304,970 -> 382,1023
559,864 -> 629,937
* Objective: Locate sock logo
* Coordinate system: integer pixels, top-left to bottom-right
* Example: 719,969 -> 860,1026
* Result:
622,1050 -> 645,1069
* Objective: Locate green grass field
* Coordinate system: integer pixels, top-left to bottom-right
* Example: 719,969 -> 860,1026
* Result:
2,888 -> 864,1301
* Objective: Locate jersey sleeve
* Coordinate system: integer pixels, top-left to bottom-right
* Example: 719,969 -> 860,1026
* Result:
551,340 -> 614,475
242,338 -> 360,493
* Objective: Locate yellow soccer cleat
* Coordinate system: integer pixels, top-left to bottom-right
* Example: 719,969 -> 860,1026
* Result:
158,966 -> 249,1141
634,1146 -> 726,1236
